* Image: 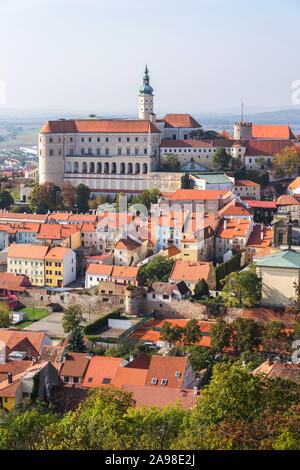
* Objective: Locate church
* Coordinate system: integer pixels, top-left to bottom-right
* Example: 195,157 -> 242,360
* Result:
38,66 -> 202,196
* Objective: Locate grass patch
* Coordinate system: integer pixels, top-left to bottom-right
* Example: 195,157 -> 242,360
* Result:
16,306 -> 50,328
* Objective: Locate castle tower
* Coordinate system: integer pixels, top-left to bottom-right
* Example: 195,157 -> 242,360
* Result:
138,65 -> 155,121
233,122 -> 253,140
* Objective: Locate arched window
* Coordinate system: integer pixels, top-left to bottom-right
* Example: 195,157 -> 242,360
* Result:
142,163 -> 148,174
120,162 -> 125,174
111,162 -> 116,174
89,162 -> 95,173
66,161 -> 72,173
82,162 -> 87,173
127,162 -> 133,174
104,162 -> 109,174
135,163 -> 140,174
96,162 -> 102,173
73,161 -> 79,173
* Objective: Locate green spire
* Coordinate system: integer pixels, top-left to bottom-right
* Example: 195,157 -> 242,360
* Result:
139,64 -> 153,95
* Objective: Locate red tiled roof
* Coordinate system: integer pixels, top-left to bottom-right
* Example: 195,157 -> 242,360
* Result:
122,384 -> 198,408
161,139 -> 213,148
112,367 -> 148,388
162,114 -> 201,128
217,219 -> 250,239
244,200 -> 277,209
145,356 -> 188,388
45,247 -> 69,260
115,238 -> 141,250
276,194 -> 300,206
167,189 -> 232,201
0,273 -> 31,292
86,264 -> 113,276
252,124 -> 295,140
0,329 -> 47,355
288,177 -> 300,190
8,243 -> 49,260
245,140 -> 296,157
246,225 -> 273,248
60,352 -> 90,378
111,266 -> 139,279
0,360 -> 32,382
169,260 -> 212,283
40,120 -> 160,134
37,223 -> 80,239
81,356 -> 123,388
235,180 -> 260,187
218,199 -> 252,217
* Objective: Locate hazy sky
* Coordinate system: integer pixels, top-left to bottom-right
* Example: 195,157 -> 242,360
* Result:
0,0 -> 300,116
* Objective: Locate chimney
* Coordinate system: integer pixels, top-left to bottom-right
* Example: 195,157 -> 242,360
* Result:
193,386 -> 198,397
129,355 -> 134,362
7,372 -> 12,384
224,220 -> 227,229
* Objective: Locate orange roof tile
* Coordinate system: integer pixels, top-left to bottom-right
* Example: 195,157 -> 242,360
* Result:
246,225 -> 272,248
161,139 -> 213,148
45,247 -> 69,260
86,264 -> 113,276
112,367 -> 148,388
235,180 -> 260,187
162,114 -> 201,128
111,266 -> 139,279
122,384 -> 198,408
218,199 -> 252,217
115,238 -> 141,250
37,223 -> 80,240
0,329 -> 47,355
288,177 -> 300,190
252,124 -> 295,140
8,243 -> 49,260
245,140 -> 296,157
0,272 -> 30,292
169,260 -> 212,283
40,120 -> 160,134
81,356 -> 123,388
60,352 -> 90,378
168,189 -> 232,201
217,219 -> 250,239
145,356 -> 188,388
276,194 -> 300,206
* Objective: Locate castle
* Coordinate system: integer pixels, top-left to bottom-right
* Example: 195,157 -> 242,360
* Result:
39,67 -> 297,196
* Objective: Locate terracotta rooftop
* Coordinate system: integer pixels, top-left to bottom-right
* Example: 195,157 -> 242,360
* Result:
169,260 -> 212,283
60,352 -> 90,378
245,140 -> 296,157
217,219 -> 250,239
218,199 -> 252,218
252,124 -> 295,140
288,177 -> 300,190
40,119 -> 160,134
112,367 -> 148,388
86,264 -> 113,276
0,272 -> 31,292
276,194 -> 300,206
0,329 -> 48,355
235,179 -> 260,187
8,243 -> 49,260
145,356 -> 189,388
162,114 -> 201,128
45,247 -> 70,260
111,266 -> 139,279
122,384 -> 198,409
115,237 -> 141,250
246,225 -> 273,248
167,189 -> 232,201
81,356 -> 123,388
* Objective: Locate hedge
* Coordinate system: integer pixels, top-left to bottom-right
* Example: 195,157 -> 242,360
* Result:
216,252 -> 242,290
84,309 -> 121,335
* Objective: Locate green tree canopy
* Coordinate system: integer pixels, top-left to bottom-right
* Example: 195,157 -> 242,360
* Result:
221,265 -> 262,307
194,278 -> 209,300
210,318 -> 231,352
0,302 -> 12,328
161,154 -> 181,172
0,187 -> 14,210
212,148 -> 231,170
76,184 -> 90,213
139,256 -> 174,286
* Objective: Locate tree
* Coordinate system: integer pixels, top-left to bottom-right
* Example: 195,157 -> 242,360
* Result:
76,184 -> 90,213
134,189 -> 161,210
62,305 -> 85,334
194,278 -> 209,300
0,187 -> 14,210
210,318 -> 231,352
159,321 -> 183,346
182,318 -> 202,346
191,129 -> 220,140
88,195 -> 107,210
67,328 -> 86,353
212,148 -> 231,170
29,182 -> 59,213
0,302 -> 12,328
230,317 -> 261,355
60,182 -> 77,211
221,265 -> 262,307
261,321 -> 291,360
272,146 -> 300,179
139,256 -> 174,286
161,154 -> 180,172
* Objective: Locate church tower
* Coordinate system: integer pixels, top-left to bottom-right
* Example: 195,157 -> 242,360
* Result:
139,65 -> 155,121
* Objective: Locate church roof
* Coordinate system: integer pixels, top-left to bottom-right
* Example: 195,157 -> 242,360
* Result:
255,250 -> 300,268
40,120 -> 160,134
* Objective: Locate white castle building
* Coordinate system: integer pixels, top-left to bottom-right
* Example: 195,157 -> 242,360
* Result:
39,66 -> 201,196
39,66 -> 297,195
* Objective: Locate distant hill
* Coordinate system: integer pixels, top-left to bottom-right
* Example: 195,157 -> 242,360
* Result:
195,109 -> 300,126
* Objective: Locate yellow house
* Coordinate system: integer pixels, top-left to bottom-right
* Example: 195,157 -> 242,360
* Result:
45,246 -> 76,287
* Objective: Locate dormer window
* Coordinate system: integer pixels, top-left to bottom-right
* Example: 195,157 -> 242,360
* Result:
151,378 -> 158,385
161,379 -> 168,386
175,371 -> 181,378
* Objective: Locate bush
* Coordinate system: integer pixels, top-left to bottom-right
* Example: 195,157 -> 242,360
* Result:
216,252 -> 242,289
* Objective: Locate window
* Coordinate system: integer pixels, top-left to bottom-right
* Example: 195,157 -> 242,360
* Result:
126,148 -> 130,156
144,148 -> 147,155
105,148 -> 109,156
102,378 -> 111,384
88,377 -> 93,383
161,379 -> 168,386
49,150 -> 53,156
73,377 -> 79,384
64,376 -> 70,383
118,148 -> 122,155
151,378 -> 158,385
175,371 -> 181,378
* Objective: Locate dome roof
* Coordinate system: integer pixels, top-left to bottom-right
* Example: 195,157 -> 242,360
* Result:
139,65 -> 153,96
